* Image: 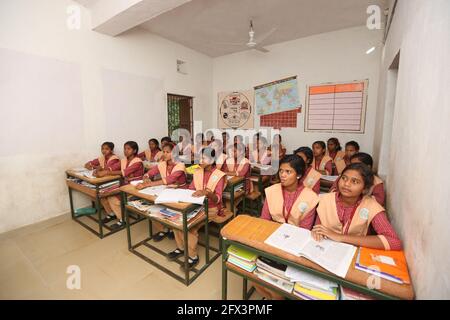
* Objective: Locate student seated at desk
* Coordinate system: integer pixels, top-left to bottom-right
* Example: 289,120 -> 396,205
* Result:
269,134 -> 286,160
294,147 -> 321,194
100,141 -> 144,230
222,131 -> 230,152
224,143 -> 252,197
138,138 -> 162,163
168,147 -> 227,269
84,142 -> 120,171
329,153 -> 385,206
312,163 -> 401,250
136,143 -> 187,241
261,155 -> 319,229
192,133 -> 207,159
210,139 -> 227,170
176,135 -> 192,157
257,155 -> 319,300
311,141 -> 333,175
326,138 -> 348,175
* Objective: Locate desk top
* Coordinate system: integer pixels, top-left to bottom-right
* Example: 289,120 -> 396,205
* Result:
66,170 -> 121,185
120,184 -> 198,212
226,176 -> 244,187
221,215 -> 415,300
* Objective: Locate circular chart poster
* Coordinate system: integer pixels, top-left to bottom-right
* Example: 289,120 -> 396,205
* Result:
218,90 -> 254,129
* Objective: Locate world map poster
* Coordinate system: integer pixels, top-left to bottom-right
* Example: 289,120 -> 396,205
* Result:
254,76 -> 301,116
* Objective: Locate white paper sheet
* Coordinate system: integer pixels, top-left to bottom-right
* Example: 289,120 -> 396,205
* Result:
138,185 -> 166,197
154,189 -> 205,205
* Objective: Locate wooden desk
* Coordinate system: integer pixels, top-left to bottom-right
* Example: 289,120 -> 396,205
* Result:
65,170 -> 143,238
120,184 -> 221,286
220,215 -> 415,300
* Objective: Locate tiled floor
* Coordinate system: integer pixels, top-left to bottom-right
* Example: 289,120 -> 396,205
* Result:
0,214 -> 259,300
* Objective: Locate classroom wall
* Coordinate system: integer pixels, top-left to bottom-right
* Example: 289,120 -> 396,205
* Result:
373,0 -> 450,299
0,0 -> 213,233
212,26 -> 383,154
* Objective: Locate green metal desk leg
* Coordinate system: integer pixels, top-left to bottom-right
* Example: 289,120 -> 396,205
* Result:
68,187 -> 75,219
243,277 -> 248,300
123,192 -> 131,250
204,200 -> 210,263
222,240 -> 228,300
183,212 -> 189,285
148,218 -> 153,239
230,183 -> 235,215
96,187 -> 103,238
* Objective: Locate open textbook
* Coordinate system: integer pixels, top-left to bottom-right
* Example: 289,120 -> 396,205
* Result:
264,223 -> 356,278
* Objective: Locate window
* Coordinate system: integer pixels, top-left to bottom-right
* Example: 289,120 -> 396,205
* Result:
167,94 -> 193,140
305,80 -> 368,133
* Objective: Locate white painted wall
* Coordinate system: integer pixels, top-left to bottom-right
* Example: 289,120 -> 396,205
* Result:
0,0 -> 213,233
213,26 -> 383,154
373,0 -> 450,299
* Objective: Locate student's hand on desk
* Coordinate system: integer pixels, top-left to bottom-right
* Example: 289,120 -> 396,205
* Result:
135,183 -> 144,190
192,190 -> 208,197
94,170 -> 107,177
312,225 -> 342,242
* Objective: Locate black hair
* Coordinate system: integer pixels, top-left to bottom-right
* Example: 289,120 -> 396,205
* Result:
273,134 -> 282,142
102,142 -> 114,150
124,141 -> 139,156
161,136 -> 171,143
294,146 -> 313,166
149,138 -> 161,150
328,137 -> 342,151
162,142 -> 174,151
313,141 -> 326,150
350,152 -> 373,167
201,147 -> 216,164
345,141 -> 360,151
341,163 -> 374,191
280,154 -> 306,179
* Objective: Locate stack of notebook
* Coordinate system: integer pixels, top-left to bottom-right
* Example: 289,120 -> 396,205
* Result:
222,183 -> 244,199
148,206 -> 204,227
285,266 -> 339,300
355,247 -> 411,284
227,245 -> 258,273
339,286 -> 375,300
254,256 -> 294,293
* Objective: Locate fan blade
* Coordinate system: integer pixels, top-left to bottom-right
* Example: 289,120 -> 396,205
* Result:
254,46 -> 270,53
255,27 -> 277,45
213,41 -> 245,46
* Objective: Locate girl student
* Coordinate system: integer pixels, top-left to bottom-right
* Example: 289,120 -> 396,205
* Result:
269,133 -> 287,160
100,141 -> 144,230
136,142 -> 187,241
311,141 -> 333,175
261,155 -> 319,230
209,139 -> 227,171
294,147 -> 321,194
168,147 -> 229,270
137,138 -> 163,163
84,142 -> 120,173
256,154 -> 320,300
312,163 -> 401,250
329,152 -> 385,206
326,137 -> 346,175
223,142 -> 252,212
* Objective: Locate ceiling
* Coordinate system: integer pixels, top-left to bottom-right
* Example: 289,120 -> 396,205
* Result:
140,0 -> 388,57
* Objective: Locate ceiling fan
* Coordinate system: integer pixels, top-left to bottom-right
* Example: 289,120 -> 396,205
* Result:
215,20 -> 277,53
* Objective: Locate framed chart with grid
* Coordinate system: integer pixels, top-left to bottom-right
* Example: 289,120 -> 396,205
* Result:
305,80 -> 369,133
